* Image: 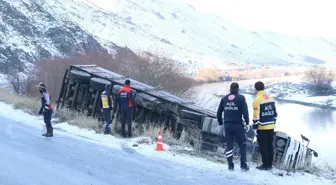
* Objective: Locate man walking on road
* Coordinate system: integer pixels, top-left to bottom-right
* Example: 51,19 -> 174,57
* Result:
117,79 -> 137,138
101,84 -> 113,134
252,81 -> 278,170
217,82 -> 250,171
37,82 -> 53,137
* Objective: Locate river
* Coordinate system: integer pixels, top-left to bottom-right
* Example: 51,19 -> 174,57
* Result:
191,82 -> 336,168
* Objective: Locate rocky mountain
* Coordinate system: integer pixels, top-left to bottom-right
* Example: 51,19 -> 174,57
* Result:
1,0 -> 336,76
0,0 -> 116,75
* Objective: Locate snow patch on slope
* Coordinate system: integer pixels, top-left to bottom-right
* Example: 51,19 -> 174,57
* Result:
18,0 -> 334,76
0,101 -> 334,185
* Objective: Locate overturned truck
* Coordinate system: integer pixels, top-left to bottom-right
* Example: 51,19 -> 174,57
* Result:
56,65 -> 318,170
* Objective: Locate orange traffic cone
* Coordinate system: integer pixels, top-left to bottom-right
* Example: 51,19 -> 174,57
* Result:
155,130 -> 165,151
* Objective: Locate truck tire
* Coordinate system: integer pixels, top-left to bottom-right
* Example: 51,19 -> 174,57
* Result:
178,118 -> 200,127
112,85 -> 123,95
180,109 -> 203,122
90,77 -> 112,91
68,70 -> 91,84
135,93 -> 161,111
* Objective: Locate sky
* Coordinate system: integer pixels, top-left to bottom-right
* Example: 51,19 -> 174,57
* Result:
182,0 -> 336,39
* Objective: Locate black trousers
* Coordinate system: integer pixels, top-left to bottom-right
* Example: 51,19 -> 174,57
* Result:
225,124 -> 247,167
43,109 -> 53,130
103,109 -> 112,133
256,129 -> 274,167
120,108 -> 133,137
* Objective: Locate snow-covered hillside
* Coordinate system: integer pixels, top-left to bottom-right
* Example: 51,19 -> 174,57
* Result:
0,0 -> 109,60
1,0 -> 336,76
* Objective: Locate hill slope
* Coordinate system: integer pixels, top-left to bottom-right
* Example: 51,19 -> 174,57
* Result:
1,0 -> 336,76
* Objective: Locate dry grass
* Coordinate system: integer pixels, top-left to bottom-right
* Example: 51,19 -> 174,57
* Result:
132,123 -> 185,146
0,87 -> 103,132
0,88 -> 41,115
194,66 -> 307,83
55,108 -> 102,132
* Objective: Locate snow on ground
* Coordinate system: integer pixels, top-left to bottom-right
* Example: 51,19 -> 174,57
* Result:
0,101 -> 335,185
284,94 -> 336,106
0,74 -> 7,84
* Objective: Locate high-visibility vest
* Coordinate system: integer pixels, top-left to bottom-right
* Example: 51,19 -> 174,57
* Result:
101,94 -> 112,109
253,90 -> 278,130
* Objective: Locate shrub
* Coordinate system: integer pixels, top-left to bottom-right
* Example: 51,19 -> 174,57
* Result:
304,66 -> 335,95
26,49 -> 196,100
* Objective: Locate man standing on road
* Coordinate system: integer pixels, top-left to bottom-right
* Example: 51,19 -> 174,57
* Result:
217,82 -> 250,171
37,82 -> 53,137
117,79 -> 137,138
101,84 -> 113,134
252,81 -> 278,170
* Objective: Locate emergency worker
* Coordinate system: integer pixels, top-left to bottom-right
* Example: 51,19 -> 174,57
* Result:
101,84 -> 113,134
37,82 -> 53,137
117,79 -> 137,138
217,82 -> 250,171
252,81 -> 278,170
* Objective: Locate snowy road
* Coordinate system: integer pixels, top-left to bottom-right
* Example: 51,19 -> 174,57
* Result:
0,115 -> 255,185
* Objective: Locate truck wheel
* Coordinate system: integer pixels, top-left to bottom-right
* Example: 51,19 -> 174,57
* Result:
68,70 -> 91,84
180,109 -> 203,122
90,77 -> 112,91
112,85 -> 123,95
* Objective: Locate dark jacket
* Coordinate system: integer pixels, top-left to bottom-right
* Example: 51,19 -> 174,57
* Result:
101,84 -> 113,110
217,92 -> 249,126
117,85 -> 136,110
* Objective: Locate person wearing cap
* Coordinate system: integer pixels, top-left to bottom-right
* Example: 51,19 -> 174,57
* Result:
217,82 -> 250,171
116,79 -> 138,138
101,84 -> 113,134
252,81 -> 278,170
37,82 -> 53,137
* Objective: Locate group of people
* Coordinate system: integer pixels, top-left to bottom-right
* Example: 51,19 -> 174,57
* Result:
100,79 -> 137,138
37,78 -> 276,171
36,79 -> 137,138
217,81 -> 278,171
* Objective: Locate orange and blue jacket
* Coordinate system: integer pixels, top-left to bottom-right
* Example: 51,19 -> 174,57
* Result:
253,90 -> 278,130
117,85 -> 136,110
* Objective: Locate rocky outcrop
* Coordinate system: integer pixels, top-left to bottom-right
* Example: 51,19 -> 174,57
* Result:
0,0 -> 109,73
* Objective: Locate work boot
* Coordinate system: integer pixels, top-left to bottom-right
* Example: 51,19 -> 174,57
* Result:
49,127 -> 53,137
256,164 -> 268,170
42,127 -> 53,137
240,163 -> 249,172
42,127 -> 50,137
104,127 -> 111,135
228,163 -> 234,171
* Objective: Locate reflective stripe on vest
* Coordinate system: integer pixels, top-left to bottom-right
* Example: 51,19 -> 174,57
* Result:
101,95 -> 109,109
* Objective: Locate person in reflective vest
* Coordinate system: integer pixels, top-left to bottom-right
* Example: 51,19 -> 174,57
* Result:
37,82 -> 53,137
117,79 -> 137,138
217,82 -> 250,171
101,84 -> 113,134
252,81 -> 278,170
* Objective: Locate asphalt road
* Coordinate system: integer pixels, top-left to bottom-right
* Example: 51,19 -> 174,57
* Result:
0,115 -> 256,185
